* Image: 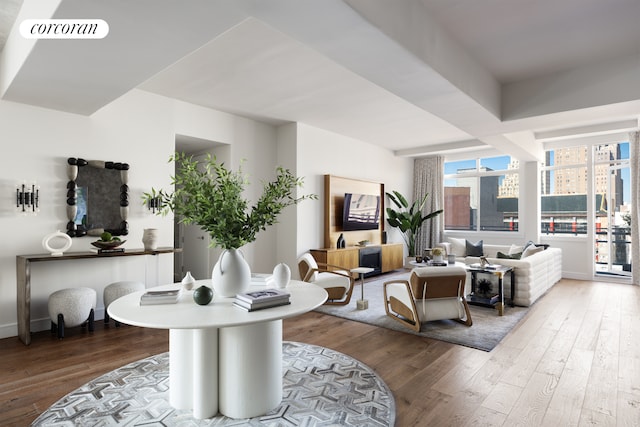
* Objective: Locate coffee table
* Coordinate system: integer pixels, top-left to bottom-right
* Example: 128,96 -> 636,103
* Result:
465,264 -> 515,316
108,279 -> 327,419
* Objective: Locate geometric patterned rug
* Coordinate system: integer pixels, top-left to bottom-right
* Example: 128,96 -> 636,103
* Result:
31,341 -> 395,426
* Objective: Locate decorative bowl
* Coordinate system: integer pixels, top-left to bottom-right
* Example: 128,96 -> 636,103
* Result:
91,240 -> 126,249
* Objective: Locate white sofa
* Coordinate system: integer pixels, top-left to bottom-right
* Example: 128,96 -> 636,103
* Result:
438,240 -> 562,307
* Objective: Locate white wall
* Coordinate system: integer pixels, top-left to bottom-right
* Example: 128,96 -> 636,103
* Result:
291,123 -> 414,277
0,90 -> 283,339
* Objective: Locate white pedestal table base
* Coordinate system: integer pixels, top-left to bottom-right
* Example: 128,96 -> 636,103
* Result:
219,319 -> 283,419
169,328 -> 219,419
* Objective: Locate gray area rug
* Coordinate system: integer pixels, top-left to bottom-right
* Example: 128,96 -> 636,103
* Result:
315,271 -> 530,352
32,341 -> 395,426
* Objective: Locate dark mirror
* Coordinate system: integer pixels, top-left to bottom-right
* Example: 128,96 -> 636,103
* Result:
65,158 -> 129,237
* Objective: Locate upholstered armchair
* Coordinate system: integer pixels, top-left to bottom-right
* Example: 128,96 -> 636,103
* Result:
297,253 -> 354,305
383,265 -> 472,331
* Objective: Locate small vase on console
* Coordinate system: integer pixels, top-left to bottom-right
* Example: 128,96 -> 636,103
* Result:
142,228 -> 158,251
337,233 -> 346,249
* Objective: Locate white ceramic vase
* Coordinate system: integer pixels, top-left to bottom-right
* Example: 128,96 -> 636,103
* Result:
142,228 -> 158,251
181,271 -> 196,290
212,248 -> 251,297
272,263 -> 291,289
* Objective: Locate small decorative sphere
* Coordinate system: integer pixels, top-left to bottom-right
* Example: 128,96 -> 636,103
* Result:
193,285 -> 213,305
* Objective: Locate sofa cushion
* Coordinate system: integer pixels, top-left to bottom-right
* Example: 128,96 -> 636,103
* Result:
509,244 -> 524,255
497,251 -> 523,260
466,239 -> 483,256
448,237 -> 466,257
522,244 -> 544,258
524,241 -> 550,251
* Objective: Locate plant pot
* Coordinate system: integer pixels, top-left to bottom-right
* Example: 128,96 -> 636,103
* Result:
212,248 -> 251,297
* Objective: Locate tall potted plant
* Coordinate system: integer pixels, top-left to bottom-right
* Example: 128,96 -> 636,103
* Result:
385,190 -> 443,258
144,152 -> 316,297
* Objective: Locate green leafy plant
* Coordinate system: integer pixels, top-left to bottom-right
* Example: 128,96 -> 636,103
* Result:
385,190 -> 443,257
143,152 -> 317,250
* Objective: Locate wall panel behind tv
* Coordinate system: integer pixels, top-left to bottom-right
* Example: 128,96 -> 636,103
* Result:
323,175 -> 384,248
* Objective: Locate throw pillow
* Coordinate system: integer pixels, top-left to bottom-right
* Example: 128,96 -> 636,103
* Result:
497,251 -> 522,260
523,240 -> 549,251
508,244 -> 524,255
466,239 -> 483,256
521,244 -> 544,258
448,237 -> 466,257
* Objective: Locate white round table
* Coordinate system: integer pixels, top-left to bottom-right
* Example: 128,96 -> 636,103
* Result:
108,279 -> 327,420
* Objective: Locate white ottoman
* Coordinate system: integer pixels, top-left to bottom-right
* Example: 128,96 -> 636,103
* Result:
103,281 -> 145,327
48,287 -> 97,339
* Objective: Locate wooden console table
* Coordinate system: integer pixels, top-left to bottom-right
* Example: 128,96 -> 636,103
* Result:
16,247 -> 177,345
310,243 -> 403,275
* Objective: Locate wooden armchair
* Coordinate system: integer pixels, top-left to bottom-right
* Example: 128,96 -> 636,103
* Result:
383,265 -> 472,331
297,253 -> 354,305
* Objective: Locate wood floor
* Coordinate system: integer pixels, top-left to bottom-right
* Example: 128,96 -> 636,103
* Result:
1,278 -> 639,426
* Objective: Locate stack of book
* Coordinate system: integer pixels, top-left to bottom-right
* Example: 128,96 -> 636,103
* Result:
233,289 -> 290,312
139,288 -> 182,305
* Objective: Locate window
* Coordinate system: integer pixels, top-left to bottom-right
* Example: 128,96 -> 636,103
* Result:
540,146 -> 588,235
444,156 -> 519,232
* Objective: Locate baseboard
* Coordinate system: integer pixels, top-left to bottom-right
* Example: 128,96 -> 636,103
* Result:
0,308 -> 107,340
562,272 -> 592,281
0,323 -> 17,340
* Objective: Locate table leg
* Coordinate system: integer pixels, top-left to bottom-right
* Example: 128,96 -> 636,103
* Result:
471,271 -> 477,295
170,329 -> 194,410
17,257 -> 31,345
219,319 -> 282,419
357,273 -> 368,310
193,328 -> 219,419
169,328 -> 219,419
497,274 -> 504,316
510,270 -> 515,307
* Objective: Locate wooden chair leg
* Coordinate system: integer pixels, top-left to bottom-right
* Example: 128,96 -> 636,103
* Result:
51,321 -> 56,334
115,320 -> 121,328
104,310 -> 110,324
57,314 -> 65,339
454,300 -> 473,327
88,309 -> 95,332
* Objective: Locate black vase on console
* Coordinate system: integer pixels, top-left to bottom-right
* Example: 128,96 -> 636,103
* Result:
337,233 -> 345,249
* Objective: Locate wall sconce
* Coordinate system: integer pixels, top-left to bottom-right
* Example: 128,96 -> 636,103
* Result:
147,196 -> 163,213
16,182 -> 40,214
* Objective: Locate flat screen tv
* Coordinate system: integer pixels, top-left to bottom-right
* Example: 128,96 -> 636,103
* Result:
343,193 -> 380,231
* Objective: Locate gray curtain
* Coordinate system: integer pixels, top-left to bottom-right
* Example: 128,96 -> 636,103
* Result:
414,156 -> 444,255
630,131 -> 639,285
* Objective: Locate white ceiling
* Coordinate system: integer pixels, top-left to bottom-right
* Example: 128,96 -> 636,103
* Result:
1,0 -> 639,159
